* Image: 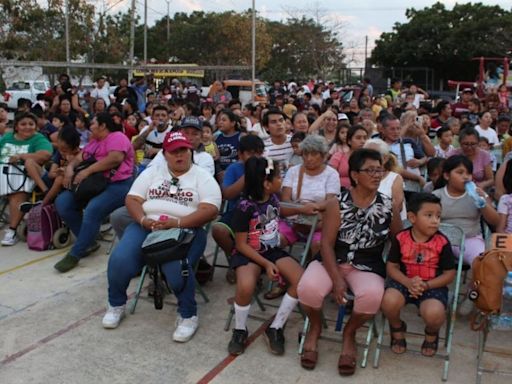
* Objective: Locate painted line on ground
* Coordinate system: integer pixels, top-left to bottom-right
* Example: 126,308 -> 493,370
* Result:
0,290 -> 139,366
196,316 -> 275,384
0,248 -> 69,276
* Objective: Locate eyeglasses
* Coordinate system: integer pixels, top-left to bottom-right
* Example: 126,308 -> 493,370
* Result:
461,142 -> 478,147
358,168 -> 385,176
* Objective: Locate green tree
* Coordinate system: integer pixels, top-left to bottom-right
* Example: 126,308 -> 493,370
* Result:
371,2 -> 512,83
262,16 -> 344,81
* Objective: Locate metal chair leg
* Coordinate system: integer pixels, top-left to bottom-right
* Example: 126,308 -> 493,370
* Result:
373,313 -> 386,368
130,265 -> 148,314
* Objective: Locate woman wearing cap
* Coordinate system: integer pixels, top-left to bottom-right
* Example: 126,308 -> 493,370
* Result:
53,112 -> 134,272
102,131 -> 221,342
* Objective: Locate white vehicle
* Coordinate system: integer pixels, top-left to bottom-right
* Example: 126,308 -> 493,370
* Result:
0,80 -> 50,110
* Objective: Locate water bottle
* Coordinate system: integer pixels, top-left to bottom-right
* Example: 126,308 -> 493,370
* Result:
464,181 -> 486,209
502,272 -> 512,314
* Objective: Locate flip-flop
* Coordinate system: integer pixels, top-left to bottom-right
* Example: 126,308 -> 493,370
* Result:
300,350 -> 318,370
338,353 -> 357,376
264,285 -> 286,300
389,320 -> 407,354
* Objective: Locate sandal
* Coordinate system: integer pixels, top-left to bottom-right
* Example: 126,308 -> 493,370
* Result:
300,350 -> 318,370
338,353 -> 357,376
264,285 -> 286,300
389,320 -> 407,354
421,328 -> 439,357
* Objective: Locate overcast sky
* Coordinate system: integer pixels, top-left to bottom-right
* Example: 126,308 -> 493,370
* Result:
104,0 -> 512,67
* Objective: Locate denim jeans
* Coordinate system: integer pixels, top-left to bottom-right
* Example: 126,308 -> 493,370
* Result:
107,223 -> 206,318
55,178 -> 132,258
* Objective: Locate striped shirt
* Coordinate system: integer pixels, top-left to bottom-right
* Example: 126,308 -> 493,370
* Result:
263,135 -> 293,171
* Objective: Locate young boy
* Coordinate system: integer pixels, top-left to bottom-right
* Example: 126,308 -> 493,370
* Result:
289,131 -> 305,166
434,126 -> 453,158
262,108 -> 293,174
422,157 -> 445,193
211,135 -> 265,284
381,193 -> 456,357
478,136 -> 497,172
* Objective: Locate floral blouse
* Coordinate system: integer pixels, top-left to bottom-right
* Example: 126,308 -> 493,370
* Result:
333,189 -> 393,277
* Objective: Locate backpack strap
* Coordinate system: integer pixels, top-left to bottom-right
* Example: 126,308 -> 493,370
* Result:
296,166 -> 305,201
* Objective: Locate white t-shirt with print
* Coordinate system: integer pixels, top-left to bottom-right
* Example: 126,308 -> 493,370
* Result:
283,164 -> 340,202
128,163 -> 221,220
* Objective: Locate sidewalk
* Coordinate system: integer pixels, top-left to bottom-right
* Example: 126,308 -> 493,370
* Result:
0,234 -> 511,384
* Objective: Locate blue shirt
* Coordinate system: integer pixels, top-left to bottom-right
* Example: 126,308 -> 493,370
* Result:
223,161 -> 244,212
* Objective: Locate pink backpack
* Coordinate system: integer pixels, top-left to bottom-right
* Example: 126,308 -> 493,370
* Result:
27,204 -> 63,251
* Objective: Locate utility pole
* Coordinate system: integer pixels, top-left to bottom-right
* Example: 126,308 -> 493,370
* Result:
65,0 -> 70,75
129,0 -> 136,79
251,0 -> 256,104
364,35 -> 368,73
166,0 -> 171,60
144,0 -> 148,63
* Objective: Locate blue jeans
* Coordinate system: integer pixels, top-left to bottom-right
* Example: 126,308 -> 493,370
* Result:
107,223 -> 206,318
55,178 -> 132,258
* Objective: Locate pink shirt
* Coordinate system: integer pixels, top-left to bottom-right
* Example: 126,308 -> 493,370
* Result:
447,148 -> 491,183
83,131 -> 134,182
329,151 -> 351,189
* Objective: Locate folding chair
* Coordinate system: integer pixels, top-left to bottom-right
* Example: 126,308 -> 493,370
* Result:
372,223 -> 465,381
209,200 -> 231,280
297,293 -> 376,368
224,202 -> 318,331
131,255 -> 210,314
0,196 -> 9,228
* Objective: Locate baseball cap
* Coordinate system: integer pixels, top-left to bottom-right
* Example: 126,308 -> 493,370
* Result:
163,131 -> 193,152
462,88 -> 473,93
338,113 -> 349,121
179,115 -> 202,130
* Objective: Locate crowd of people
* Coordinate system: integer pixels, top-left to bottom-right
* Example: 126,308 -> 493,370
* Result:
1,73 -> 512,376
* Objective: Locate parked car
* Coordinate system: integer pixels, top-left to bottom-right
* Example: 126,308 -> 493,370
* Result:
0,80 -> 50,111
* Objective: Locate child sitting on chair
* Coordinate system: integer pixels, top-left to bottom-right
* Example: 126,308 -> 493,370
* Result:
380,193 -> 456,357
227,157 -> 316,357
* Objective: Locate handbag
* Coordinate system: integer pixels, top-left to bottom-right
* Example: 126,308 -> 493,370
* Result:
71,152 -> 118,208
0,163 -> 35,196
141,228 -> 196,294
470,249 -> 512,316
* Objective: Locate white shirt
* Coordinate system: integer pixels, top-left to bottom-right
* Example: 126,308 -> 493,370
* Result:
247,122 -> 269,140
147,149 -> 215,175
139,125 -> 172,166
475,125 -> 499,146
128,163 -> 221,221
283,164 -> 340,202
91,84 -> 111,106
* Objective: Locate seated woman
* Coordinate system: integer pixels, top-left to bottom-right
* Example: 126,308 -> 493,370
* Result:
54,112 -> 135,272
280,134 -> 340,256
448,127 -> 494,190
0,112 -> 53,245
297,148 -> 401,376
102,131 -> 221,342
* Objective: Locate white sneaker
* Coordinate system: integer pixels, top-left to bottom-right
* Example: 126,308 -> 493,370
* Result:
172,315 -> 198,342
102,305 -> 126,329
458,296 -> 474,316
1,228 -> 18,246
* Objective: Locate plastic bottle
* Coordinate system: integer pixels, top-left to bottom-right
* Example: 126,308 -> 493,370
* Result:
464,181 -> 486,209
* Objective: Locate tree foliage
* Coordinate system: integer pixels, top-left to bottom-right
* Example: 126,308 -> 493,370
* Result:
371,2 -> 512,81
0,1 -> 345,81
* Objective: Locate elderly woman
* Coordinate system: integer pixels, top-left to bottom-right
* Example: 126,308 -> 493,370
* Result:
448,127 -> 494,190
102,131 -> 221,342
279,134 -> 340,256
0,112 -> 52,245
297,148 -> 401,375
53,112 -> 134,272
329,125 -> 368,189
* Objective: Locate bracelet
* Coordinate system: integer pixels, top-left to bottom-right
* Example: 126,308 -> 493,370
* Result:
139,216 -> 146,226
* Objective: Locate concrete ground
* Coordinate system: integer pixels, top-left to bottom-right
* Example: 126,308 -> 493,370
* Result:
1,230 -> 511,384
